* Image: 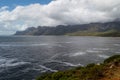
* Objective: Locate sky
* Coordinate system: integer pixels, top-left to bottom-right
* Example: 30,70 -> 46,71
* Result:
0,0 -> 51,10
0,0 -> 120,35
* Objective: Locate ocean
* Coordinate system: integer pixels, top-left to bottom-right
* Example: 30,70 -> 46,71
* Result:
0,36 -> 120,80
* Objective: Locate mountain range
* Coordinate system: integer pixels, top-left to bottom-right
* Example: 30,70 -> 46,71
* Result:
15,21 -> 120,36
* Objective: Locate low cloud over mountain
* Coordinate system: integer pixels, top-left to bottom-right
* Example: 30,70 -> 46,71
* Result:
0,0 -> 120,35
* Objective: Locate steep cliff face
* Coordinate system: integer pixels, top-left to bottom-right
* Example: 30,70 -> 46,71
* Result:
15,21 -> 120,35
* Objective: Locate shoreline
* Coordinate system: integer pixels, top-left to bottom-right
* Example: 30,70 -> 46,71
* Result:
36,55 -> 120,80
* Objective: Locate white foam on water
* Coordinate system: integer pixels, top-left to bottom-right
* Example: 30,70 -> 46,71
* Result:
0,57 -> 30,68
113,44 -> 120,46
7,59 -> 17,63
64,42 -> 73,43
32,43 -> 63,47
0,44 -> 11,47
55,42 -> 73,44
48,60 -> 83,67
0,43 -> 64,48
31,43 -> 49,46
50,54 -> 60,59
0,43 -> 50,47
98,54 -> 110,59
93,48 -> 109,51
0,58 -> 7,64
39,65 -> 58,72
115,52 -> 120,53
69,52 -> 86,57
22,67 -> 44,73
8,62 -> 29,67
62,62 -> 82,67
0,61 -> 30,67
32,68 -> 43,71
86,50 -> 101,53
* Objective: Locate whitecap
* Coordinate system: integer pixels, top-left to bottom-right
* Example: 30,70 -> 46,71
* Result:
114,44 -> 120,46
31,43 -> 49,46
115,52 -> 120,53
0,43 -> 50,47
0,58 -> 7,64
8,62 -> 30,67
62,62 -> 82,67
0,57 -> 30,68
93,48 -> 109,51
0,61 -> 30,67
22,68 -> 43,73
50,54 -> 59,59
7,59 -> 17,63
39,65 -> 57,72
98,54 -> 109,59
55,42 -> 73,44
0,44 -> 11,47
64,42 -> 73,43
47,60 -> 83,67
86,50 -> 101,53
70,52 -> 86,57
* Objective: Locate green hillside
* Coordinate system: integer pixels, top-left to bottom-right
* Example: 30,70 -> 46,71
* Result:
15,21 -> 120,36
66,30 -> 120,37
36,55 -> 120,80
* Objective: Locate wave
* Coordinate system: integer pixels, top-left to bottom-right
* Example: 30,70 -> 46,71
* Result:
63,42 -> 73,44
0,43 -> 64,48
113,44 -> 120,46
21,67 -> 54,73
47,60 -> 83,67
86,50 -> 101,53
86,48 -> 109,53
98,54 -> 110,59
31,43 -> 50,46
93,48 -> 109,51
55,42 -> 73,44
0,43 -> 50,47
39,65 -> 58,72
0,58 -> 7,64
115,52 -> 120,53
69,52 -> 86,57
50,54 -> 60,59
0,57 -> 30,68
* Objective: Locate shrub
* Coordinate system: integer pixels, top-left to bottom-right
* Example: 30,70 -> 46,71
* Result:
36,55 -> 120,80
104,55 -> 120,63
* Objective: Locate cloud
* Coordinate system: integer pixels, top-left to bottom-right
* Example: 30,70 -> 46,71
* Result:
0,6 -> 9,11
0,0 -> 120,35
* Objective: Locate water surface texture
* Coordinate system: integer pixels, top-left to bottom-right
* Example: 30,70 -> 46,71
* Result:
0,36 -> 120,80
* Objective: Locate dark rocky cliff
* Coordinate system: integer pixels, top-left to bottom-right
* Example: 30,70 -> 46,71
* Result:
15,21 -> 120,35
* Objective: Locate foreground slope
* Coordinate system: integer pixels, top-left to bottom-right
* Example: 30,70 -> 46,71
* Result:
36,55 -> 120,80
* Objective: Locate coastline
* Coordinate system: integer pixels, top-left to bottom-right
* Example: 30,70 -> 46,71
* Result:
36,55 -> 120,80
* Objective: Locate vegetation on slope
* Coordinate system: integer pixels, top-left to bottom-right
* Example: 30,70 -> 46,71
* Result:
66,30 -> 120,37
15,21 -> 120,36
36,55 -> 120,80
